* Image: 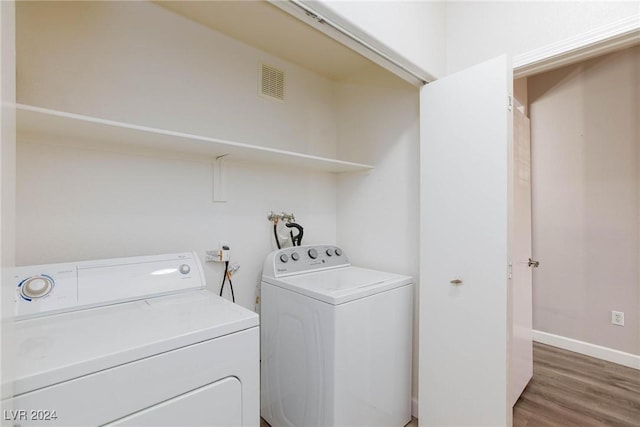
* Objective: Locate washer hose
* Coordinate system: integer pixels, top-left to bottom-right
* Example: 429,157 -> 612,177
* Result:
219,260 -> 235,303
285,222 -> 304,247
273,223 -> 281,249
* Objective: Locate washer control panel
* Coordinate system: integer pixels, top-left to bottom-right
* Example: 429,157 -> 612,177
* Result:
264,245 -> 349,277
8,252 -> 206,320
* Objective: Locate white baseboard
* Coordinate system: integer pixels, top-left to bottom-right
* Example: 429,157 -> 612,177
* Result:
411,396 -> 418,419
533,330 -> 640,370
410,333 -> 638,420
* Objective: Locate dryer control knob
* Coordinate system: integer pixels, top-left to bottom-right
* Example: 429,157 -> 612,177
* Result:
307,248 -> 318,259
326,248 -> 334,256
291,252 -> 300,261
279,254 -> 289,263
20,276 -> 54,299
179,264 -> 191,275
335,248 -> 343,256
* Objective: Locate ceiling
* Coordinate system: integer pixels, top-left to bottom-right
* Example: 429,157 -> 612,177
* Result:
156,0 -> 409,87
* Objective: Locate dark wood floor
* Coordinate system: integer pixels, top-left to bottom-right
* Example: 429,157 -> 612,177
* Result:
514,342 -> 640,427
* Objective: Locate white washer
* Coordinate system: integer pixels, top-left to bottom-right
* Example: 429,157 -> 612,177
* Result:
260,245 -> 413,427
2,252 -> 259,426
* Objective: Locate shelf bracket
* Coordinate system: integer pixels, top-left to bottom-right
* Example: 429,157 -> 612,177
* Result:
212,155 -> 228,203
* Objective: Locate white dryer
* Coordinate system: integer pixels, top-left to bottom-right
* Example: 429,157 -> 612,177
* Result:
260,245 -> 413,427
2,252 -> 259,426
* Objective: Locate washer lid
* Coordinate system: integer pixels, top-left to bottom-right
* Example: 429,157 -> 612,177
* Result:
5,290 -> 258,396
263,266 -> 412,305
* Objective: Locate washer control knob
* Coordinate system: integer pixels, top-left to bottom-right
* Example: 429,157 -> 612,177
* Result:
335,248 -> 343,256
20,276 -> 54,299
308,248 -> 318,259
326,248 -> 334,256
179,264 -> 191,275
279,254 -> 289,263
291,252 -> 300,261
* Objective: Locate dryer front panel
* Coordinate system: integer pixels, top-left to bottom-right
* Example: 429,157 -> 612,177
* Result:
6,327 -> 259,426
108,377 -> 242,426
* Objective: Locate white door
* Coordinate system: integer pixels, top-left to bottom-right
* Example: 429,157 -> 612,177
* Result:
419,55 -> 514,426
510,108 -> 533,406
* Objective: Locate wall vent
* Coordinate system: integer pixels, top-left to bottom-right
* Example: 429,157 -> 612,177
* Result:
259,63 -> 285,102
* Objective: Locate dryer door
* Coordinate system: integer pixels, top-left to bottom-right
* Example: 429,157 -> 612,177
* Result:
108,377 -> 242,426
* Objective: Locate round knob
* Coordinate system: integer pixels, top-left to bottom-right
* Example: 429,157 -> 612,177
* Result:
335,248 -> 343,256
279,254 -> 289,263
179,264 -> 191,275
20,276 -> 54,299
308,248 -> 318,259
291,252 -> 300,261
326,248 -> 334,256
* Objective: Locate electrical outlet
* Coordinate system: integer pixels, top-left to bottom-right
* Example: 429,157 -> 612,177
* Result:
205,248 -> 230,262
205,243 -> 231,263
611,311 -> 624,326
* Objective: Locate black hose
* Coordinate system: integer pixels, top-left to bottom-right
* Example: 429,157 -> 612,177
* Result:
273,223 -> 281,249
285,222 -> 304,247
219,261 -> 229,297
229,276 -> 235,303
219,261 -> 236,303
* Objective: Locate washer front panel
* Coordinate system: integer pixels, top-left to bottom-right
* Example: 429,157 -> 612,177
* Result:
260,282 -> 413,427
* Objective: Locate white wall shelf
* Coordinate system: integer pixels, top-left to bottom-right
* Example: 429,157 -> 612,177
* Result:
16,104 -> 373,173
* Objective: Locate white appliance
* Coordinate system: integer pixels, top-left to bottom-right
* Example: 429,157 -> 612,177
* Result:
260,245 -> 413,427
2,252 -> 259,426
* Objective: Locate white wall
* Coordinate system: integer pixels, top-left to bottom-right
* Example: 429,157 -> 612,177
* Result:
335,82 -> 420,410
311,0 -> 447,79
17,1 -> 337,158
15,1 -> 341,310
529,46 -> 639,355
1,0 -> 16,404
16,142 -> 337,307
1,0 -> 16,282
446,1 -> 640,74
